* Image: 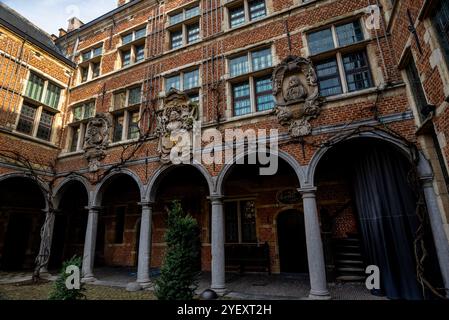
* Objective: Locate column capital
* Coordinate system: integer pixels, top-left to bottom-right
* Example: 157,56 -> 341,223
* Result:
419,174 -> 434,187
138,201 -> 154,208
298,187 -> 317,198
208,194 -> 224,204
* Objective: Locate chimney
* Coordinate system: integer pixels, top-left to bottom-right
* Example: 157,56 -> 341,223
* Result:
118,0 -> 131,6
51,34 -> 58,41
67,17 -> 84,32
58,28 -> 67,37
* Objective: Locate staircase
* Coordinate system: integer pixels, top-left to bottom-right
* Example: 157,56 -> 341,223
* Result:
333,235 -> 366,282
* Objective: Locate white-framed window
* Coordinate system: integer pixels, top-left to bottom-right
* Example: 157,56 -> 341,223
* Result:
228,47 -> 274,116
224,199 -> 257,244
16,72 -> 63,142
165,68 -> 200,103
111,85 -> 142,142
307,19 -> 374,97
67,101 -> 96,152
168,3 -> 201,50
79,44 -> 103,83
119,26 -> 147,68
227,0 -> 267,29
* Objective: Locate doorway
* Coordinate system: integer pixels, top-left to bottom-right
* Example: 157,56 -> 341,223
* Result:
277,210 -> 308,273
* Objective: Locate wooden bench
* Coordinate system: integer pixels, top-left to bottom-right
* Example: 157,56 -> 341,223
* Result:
225,242 -> 271,274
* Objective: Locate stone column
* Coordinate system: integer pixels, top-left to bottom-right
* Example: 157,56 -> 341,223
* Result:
299,187 -> 330,299
421,177 -> 449,297
210,195 -> 226,294
136,201 -> 153,288
81,206 -> 100,282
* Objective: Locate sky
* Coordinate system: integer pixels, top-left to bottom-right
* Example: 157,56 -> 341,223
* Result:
1,0 -> 118,35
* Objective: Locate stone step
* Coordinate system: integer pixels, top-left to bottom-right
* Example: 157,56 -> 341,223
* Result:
337,267 -> 365,273
337,252 -> 362,257
336,260 -> 364,265
336,275 -> 366,282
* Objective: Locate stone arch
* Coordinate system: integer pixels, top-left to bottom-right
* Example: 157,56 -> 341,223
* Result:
0,172 -> 49,210
215,148 -> 305,195
144,163 -> 215,202
305,129 -> 431,187
53,175 -> 92,209
92,169 -> 144,207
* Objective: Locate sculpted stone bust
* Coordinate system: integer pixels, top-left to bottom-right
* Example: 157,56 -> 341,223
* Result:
83,113 -> 111,172
272,55 -> 325,138
156,89 -> 198,164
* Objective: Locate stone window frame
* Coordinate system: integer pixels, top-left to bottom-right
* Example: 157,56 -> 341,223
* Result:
223,0 -> 272,31
305,17 -> 375,98
110,84 -> 143,144
166,2 -> 201,51
223,198 -> 258,244
66,100 -> 97,153
78,43 -> 103,84
117,23 -> 148,70
225,45 -> 275,119
14,70 -> 64,143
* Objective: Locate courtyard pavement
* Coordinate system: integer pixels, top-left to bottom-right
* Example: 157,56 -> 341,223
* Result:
0,268 -> 386,300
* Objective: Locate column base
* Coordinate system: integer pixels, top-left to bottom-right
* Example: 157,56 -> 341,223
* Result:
211,286 -> 227,296
81,276 -> 97,283
137,279 -> 153,290
308,290 -> 331,300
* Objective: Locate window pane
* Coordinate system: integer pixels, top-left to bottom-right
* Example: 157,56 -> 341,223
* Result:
93,46 -> 103,57
73,106 -> 83,121
70,126 -> 80,152
170,12 -> 183,25
225,202 -> 239,243
343,51 -> 372,92
84,102 -> 95,119
92,62 -> 101,78
185,5 -> 200,19
233,82 -> 251,116
166,75 -> 181,91
135,44 -> 145,62
315,58 -> 342,97
16,103 -> 36,135
255,76 -> 274,111
122,33 -> 133,45
81,67 -> 88,82
183,69 -> 199,90
36,110 -> 54,141
230,5 -> 245,28
308,28 -> 334,55
82,51 -> 92,61
405,57 -> 428,120
252,48 -> 272,71
113,114 -> 124,142
249,0 -> 266,21
336,21 -> 364,47
122,50 -> 131,67
171,30 -> 183,49
230,55 -> 249,77
240,200 -> 256,243
44,83 -> 61,109
135,27 -> 147,39
25,73 -> 44,101
187,23 -> 200,44
128,87 -> 141,105
114,91 -> 127,109
432,0 -> 449,63
128,111 -> 140,140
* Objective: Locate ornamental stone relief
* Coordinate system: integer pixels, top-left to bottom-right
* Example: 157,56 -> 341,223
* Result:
156,88 -> 198,164
83,113 -> 111,172
272,55 -> 325,138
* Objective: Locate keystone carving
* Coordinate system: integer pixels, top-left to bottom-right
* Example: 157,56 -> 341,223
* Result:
83,113 -> 111,172
272,55 -> 325,138
156,88 -> 198,164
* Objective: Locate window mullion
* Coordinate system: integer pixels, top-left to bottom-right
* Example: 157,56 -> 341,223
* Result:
250,76 -> 256,113
32,106 -> 43,137
336,52 -> 348,93
244,0 -> 250,23
331,25 -> 339,48
122,111 -> 130,141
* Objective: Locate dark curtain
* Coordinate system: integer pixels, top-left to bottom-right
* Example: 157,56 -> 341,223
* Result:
350,144 -> 423,300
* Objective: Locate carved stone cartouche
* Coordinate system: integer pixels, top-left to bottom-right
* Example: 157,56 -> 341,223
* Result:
83,113 -> 111,172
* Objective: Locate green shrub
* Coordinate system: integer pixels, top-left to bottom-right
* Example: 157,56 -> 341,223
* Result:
48,256 -> 86,300
155,201 -> 201,300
